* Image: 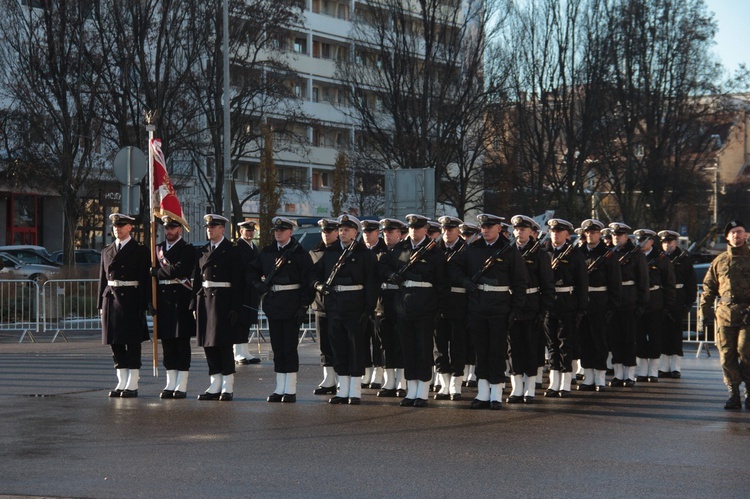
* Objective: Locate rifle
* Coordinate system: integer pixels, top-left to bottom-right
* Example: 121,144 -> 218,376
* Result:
446,232 -> 479,262
551,241 -> 576,270
262,238 -> 301,288
397,238 -> 438,277
647,250 -> 667,267
324,233 -> 363,287
470,236 -> 516,283
522,232 -> 550,258
618,240 -> 643,265
587,243 -> 621,274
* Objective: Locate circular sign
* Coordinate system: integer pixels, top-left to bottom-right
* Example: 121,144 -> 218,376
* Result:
113,146 -> 147,186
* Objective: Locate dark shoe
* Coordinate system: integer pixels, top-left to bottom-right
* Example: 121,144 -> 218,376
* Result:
120,389 -> 138,398
490,401 -> 503,410
506,395 -> 524,404
558,390 -> 570,398
745,396 -> 750,409
434,393 -> 450,400
172,391 -> 187,399
246,357 -> 261,364
449,394 -> 463,401
575,373 -> 584,380
313,385 -> 337,395
624,379 -> 636,387
198,391 -> 221,401
369,383 -> 382,390
577,383 -> 596,391
523,396 -> 535,404
647,376 -> 659,383
348,397 -> 361,405
413,398 -> 428,407
329,396 -> 348,404
570,378 -> 577,386
671,371 -> 681,379
267,393 -> 283,403
361,382 -> 369,389
469,399 -> 490,409
608,378 -> 624,387
219,392 -> 233,401
636,376 -> 648,382
657,370 -> 671,378
595,385 -> 606,392
160,390 -> 174,399
725,392 -> 742,410
605,368 -> 614,375
462,380 -> 468,387
467,380 -> 478,388
281,394 -> 296,403
396,389 -> 407,398
544,389 -> 558,397
432,385 -> 442,393
377,388 -> 398,398
108,389 -> 122,398
400,398 -> 415,407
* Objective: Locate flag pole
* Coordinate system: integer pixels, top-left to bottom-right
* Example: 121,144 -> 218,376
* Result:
146,112 -> 159,377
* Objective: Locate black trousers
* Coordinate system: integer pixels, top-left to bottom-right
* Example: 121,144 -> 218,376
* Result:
377,315 -> 404,369
465,321 -> 476,366
434,316 -> 466,376
397,315 -> 434,382
546,312 -> 577,372
111,344 -> 142,369
579,312 -> 609,370
611,309 -> 637,366
508,318 -> 539,376
469,314 -> 508,384
269,318 -> 300,373
162,337 -> 192,371
636,310 -> 663,359
661,311 -> 684,356
329,314 -> 367,377
204,345 -> 235,376
315,312 -> 334,367
362,316 -> 384,367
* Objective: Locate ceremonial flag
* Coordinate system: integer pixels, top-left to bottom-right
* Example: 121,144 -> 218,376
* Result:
150,138 -> 190,231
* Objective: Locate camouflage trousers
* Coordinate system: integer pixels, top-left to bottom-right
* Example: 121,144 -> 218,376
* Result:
715,325 -> 750,389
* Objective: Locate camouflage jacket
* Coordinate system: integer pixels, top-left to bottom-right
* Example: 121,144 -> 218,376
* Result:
700,243 -> 750,327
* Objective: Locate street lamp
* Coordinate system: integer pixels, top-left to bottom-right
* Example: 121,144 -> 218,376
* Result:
705,160 -> 719,225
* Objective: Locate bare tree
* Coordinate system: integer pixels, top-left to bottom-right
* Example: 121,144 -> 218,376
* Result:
257,124 -> 280,247
330,150 -> 349,216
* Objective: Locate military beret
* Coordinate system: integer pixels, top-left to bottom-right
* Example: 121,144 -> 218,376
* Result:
581,219 -> 604,231
427,221 -> 442,233
237,220 -> 256,230
337,214 -> 362,231
657,230 -> 680,242
634,229 -> 657,242
459,222 -> 480,235
547,218 -> 574,232
380,218 -> 406,231
438,216 -> 462,229
361,219 -> 381,232
271,216 -> 296,231
109,213 -> 136,226
608,222 -> 632,235
204,214 -> 228,227
476,213 -> 505,226
405,214 -> 429,228
511,215 -> 537,230
725,220 -> 746,237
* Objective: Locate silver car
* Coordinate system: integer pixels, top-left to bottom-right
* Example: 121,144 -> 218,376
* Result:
0,252 -> 61,283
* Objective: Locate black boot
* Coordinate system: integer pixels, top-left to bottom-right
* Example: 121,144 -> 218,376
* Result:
724,386 -> 741,410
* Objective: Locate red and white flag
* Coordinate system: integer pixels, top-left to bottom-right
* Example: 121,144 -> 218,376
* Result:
150,138 -> 190,231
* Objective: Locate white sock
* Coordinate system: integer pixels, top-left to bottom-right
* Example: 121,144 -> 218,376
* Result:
383,368 -> 396,390
233,343 -> 242,361
338,375 -> 351,398
548,370 -> 561,391
636,357 -> 647,377
594,369 -> 606,387
582,368 -> 595,386
284,373 -> 297,395
467,365 -> 477,382
125,369 -> 139,390
416,380 -> 430,400
438,373 -> 451,395
510,374 -> 523,397
372,367 -> 384,385
476,379 -> 490,401
396,369 -> 406,390
647,359 -> 659,378
274,373 -> 286,395
207,374 -> 222,394
164,370 -> 178,391
348,376 -> 361,398
115,368 -> 128,390
560,372 -> 572,391
221,374 -> 234,394
463,365 -> 470,380
321,366 -> 336,387
671,355 -> 681,372
450,375 -> 463,395
363,367 -> 373,386
626,365 -> 636,380
524,375 -> 536,397
613,363 -> 623,380
571,359 -> 580,377
659,354 -> 669,372
405,379 -> 418,399
537,366 -> 544,380
174,371 -> 189,392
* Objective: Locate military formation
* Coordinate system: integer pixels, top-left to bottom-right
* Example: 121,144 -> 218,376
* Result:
100,212 -> 747,410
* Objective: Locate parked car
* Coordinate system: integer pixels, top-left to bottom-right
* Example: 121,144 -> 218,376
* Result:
0,252 -> 61,283
51,249 -> 101,278
0,245 -> 59,267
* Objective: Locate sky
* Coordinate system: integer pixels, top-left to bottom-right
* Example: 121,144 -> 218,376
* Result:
704,0 -> 748,73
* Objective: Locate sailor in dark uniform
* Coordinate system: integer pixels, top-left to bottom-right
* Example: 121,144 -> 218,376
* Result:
428,220 -> 443,241
601,228 -> 614,248
311,214 -> 378,405
379,214 -> 447,407
310,218 -> 340,395
508,215 -> 554,403
375,218 -> 408,398
458,221 -> 481,387
248,217 -> 314,403
233,220 -> 261,366
191,214 -> 246,401
608,222 -> 649,387
449,213 -> 527,410
361,219 -> 387,389
99,213 -> 151,398
576,219 -> 621,392
634,229 -> 676,382
658,229 -> 697,378
544,218 -> 588,398
152,215 -> 196,399
434,215 -> 468,400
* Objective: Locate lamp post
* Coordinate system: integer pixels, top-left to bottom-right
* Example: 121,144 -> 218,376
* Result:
705,160 -> 719,225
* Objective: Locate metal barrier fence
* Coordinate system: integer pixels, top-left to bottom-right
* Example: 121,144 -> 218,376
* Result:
0,279 -> 714,355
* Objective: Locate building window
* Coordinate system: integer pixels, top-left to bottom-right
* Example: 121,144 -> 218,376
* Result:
294,38 -> 307,54
312,170 -> 332,191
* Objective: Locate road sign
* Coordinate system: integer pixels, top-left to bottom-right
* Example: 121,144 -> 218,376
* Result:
113,146 -> 147,186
